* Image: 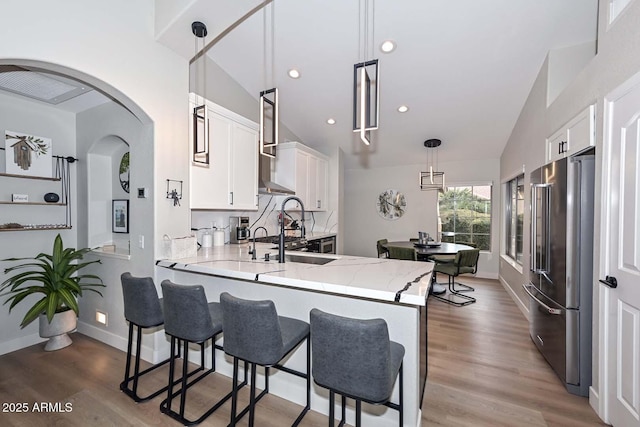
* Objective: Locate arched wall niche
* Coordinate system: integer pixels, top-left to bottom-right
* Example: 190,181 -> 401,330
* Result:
87,135 -> 130,250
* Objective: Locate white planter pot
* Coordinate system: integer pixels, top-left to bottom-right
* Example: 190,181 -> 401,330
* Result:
39,310 -> 77,351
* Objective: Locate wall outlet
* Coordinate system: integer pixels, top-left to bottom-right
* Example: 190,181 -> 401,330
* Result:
137,187 -> 148,198
138,235 -> 144,249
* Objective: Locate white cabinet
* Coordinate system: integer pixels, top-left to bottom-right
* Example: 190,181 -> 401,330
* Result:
546,104 -> 595,163
189,94 -> 258,210
275,142 -> 329,211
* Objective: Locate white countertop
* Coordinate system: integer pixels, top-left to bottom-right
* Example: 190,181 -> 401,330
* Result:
157,243 -> 431,306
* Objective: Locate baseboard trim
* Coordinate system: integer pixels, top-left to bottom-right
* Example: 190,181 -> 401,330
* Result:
77,321 -> 128,352
0,333 -> 46,356
475,272 -> 499,280
499,275 -> 529,321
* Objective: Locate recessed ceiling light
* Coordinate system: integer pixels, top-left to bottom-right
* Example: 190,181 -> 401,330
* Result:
380,40 -> 396,53
288,69 -> 300,79
397,105 -> 409,113
326,118 -> 336,125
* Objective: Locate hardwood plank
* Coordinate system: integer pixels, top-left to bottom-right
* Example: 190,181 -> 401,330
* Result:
424,276 -> 606,426
0,276 -> 606,426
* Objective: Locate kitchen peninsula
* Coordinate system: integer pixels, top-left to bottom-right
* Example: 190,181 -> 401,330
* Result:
156,243 -> 432,427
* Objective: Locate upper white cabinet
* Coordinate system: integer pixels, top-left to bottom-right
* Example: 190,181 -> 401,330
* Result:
546,104 -> 595,163
275,142 -> 328,211
189,94 -> 258,210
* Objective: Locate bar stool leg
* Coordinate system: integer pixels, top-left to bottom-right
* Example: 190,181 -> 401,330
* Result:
165,337 -> 177,413
179,341 -> 189,418
132,325 -> 142,395
249,362 -> 257,427
338,395 -> 346,427
355,400 -> 362,427
230,357 -> 239,426
123,323 -> 134,388
399,364 -> 404,426
329,390 -> 335,427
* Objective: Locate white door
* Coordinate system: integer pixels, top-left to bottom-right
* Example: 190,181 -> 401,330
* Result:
602,74 -> 640,427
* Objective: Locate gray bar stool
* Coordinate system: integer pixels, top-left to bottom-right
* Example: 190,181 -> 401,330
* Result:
310,308 -> 404,427
220,292 -> 311,427
120,272 -> 182,402
159,280 -> 238,426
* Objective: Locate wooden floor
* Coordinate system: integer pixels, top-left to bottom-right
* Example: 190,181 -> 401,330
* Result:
0,277 -> 606,426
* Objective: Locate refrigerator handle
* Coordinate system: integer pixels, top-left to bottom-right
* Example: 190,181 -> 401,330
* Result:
531,184 -> 551,274
522,283 -> 562,315
530,184 -> 537,272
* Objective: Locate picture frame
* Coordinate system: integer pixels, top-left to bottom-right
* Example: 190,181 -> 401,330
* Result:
112,199 -> 129,233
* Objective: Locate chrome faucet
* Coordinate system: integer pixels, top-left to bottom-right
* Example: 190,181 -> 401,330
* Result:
251,226 -> 269,260
279,196 -> 305,263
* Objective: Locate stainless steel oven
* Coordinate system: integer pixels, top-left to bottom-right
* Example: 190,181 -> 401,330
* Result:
308,236 -> 336,254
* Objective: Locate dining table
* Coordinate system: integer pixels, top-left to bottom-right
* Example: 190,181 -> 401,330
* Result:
383,241 -> 474,294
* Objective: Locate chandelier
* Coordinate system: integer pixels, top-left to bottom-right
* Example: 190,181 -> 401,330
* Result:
420,139 -> 445,191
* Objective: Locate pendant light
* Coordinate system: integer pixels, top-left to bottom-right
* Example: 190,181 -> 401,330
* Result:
259,2 -> 278,158
353,0 -> 379,146
420,139 -> 446,191
191,21 -> 209,165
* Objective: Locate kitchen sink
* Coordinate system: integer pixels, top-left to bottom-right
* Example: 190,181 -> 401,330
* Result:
269,254 -> 335,265
286,254 -> 335,265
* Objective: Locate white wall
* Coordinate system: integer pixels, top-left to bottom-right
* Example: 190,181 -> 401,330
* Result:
499,1 -> 640,418
547,41 -> 596,106
0,0 -> 189,354
344,158 -> 500,278
0,92 -> 77,353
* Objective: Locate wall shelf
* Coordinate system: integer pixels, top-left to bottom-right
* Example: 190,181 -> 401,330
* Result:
0,201 -> 66,206
0,172 -> 60,181
0,226 -> 72,232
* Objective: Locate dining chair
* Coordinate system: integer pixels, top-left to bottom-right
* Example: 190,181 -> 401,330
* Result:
430,249 -> 480,306
376,239 -> 389,258
388,246 -> 417,261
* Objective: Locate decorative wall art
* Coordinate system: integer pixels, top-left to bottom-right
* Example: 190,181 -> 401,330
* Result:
119,151 -> 130,193
112,199 -> 129,233
166,179 -> 183,206
376,189 -> 406,220
5,130 -> 53,177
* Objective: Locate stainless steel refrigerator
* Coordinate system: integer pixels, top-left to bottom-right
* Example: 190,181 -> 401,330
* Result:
523,154 -> 595,396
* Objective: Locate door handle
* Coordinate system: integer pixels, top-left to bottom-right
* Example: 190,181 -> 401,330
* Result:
599,276 -> 618,288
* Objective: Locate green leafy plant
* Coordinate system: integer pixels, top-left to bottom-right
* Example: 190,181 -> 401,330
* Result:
0,234 -> 104,327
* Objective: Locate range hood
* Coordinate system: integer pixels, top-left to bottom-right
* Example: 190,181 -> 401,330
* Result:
258,154 -> 295,195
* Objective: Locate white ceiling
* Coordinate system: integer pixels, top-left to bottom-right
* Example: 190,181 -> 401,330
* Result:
0,1 -> 599,171
164,0 -> 598,169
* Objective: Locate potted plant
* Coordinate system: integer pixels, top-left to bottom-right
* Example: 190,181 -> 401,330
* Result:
0,234 -> 104,351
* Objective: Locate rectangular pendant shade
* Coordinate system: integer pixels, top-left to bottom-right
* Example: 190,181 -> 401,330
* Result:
260,87 -> 278,158
353,59 -> 379,145
419,170 -> 446,191
192,104 -> 209,164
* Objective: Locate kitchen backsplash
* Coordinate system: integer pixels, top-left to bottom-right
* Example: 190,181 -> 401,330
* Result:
191,194 -> 337,245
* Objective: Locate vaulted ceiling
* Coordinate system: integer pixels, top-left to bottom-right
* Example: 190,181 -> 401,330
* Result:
0,1 -> 598,171
158,0 -> 598,170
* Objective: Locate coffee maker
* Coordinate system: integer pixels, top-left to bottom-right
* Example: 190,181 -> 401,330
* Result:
230,216 -> 250,244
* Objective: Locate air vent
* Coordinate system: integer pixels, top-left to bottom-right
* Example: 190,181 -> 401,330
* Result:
0,65 -> 92,104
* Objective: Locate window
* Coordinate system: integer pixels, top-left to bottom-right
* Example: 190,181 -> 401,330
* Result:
438,184 -> 492,251
505,175 -> 524,263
